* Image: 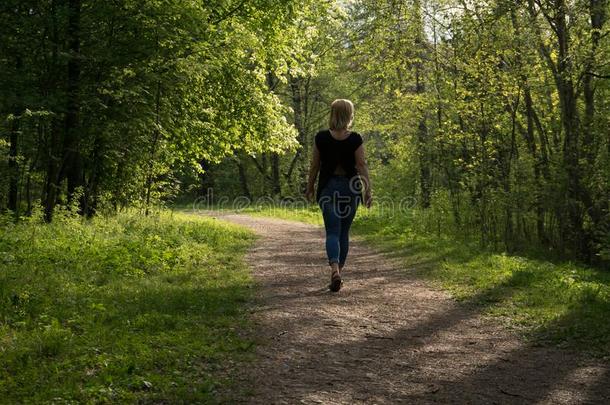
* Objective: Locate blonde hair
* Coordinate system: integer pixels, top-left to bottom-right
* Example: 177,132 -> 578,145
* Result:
329,99 -> 354,131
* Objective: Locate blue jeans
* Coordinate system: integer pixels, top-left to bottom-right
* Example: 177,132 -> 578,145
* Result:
319,176 -> 359,267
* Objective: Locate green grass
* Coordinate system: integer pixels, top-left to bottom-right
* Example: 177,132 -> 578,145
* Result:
240,205 -> 323,225
0,210 -> 256,403
245,204 -> 610,355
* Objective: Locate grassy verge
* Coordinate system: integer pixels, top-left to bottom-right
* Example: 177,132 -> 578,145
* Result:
0,210 -> 255,402
243,204 -> 610,355
240,205 -> 322,226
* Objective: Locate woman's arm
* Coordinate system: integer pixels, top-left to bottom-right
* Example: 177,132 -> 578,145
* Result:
305,143 -> 321,202
355,145 -> 372,208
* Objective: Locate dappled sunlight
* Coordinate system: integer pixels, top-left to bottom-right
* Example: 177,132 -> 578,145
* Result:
540,365 -> 609,404
211,213 -> 610,403
2,0 -> 609,401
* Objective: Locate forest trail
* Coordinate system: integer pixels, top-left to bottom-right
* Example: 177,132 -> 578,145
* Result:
208,213 -> 609,404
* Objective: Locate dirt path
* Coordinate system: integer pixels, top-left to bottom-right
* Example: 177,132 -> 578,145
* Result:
210,213 -> 609,404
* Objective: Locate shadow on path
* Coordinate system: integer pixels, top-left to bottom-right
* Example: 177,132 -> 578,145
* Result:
210,213 -> 609,404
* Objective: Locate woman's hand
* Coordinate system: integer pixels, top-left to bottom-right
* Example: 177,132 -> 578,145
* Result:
355,145 -> 372,209
305,143 -> 320,203
305,187 -> 315,203
364,190 -> 372,208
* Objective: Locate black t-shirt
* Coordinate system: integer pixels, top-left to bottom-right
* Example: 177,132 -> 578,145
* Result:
315,129 -> 363,201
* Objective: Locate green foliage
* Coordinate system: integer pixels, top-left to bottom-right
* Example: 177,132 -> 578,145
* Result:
242,204 -> 323,225
180,1 -> 353,201
0,0 -> 314,216
333,0 -> 610,264
0,211 -> 255,402
185,0 -> 609,265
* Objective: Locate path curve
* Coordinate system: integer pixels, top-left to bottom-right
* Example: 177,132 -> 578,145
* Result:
210,213 -> 609,404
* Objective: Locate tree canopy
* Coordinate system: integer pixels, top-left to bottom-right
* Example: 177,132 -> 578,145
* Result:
1,0 -> 609,265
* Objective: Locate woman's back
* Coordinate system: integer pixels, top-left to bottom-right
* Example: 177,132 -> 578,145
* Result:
315,129 -> 363,201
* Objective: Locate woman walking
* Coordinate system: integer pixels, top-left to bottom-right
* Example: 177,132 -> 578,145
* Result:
305,99 -> 372,292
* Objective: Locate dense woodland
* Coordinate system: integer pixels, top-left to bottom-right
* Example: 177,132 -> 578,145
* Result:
1,0 -> 609,265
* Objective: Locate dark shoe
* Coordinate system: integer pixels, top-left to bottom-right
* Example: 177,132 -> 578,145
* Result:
329,272 -> 342,292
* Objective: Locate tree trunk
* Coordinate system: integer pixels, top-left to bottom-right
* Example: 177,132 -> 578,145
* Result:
198,160 -> 213,197
271,153 -> 281,197
512,4 -> 548,243
62,0 -> 84,210
85,134 -> 103,217
417,116 -> 431,208
582,0 -> 606,166
43,0 -> 61,222
290,75 -> 305,149
8,53 -> 24,215
145,81 -> 162,216
235,156 -> 252,200
413,0 -> 431,208
582,0 -> 608,253
44,119 -> 62,222
554,0 -> 586,255
8,116 -> 19,214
